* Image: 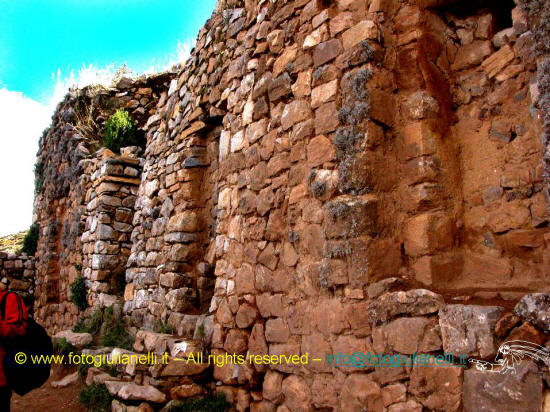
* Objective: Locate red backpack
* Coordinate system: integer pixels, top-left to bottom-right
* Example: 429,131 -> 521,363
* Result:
0,292 -> 53,395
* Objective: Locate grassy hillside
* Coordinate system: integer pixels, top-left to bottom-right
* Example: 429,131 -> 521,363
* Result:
0,231 -> 27,254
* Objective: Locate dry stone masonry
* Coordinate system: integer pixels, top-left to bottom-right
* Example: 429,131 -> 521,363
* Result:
33,72 -> 176,332
0,252 -> 35,310
27,0 -> 550,410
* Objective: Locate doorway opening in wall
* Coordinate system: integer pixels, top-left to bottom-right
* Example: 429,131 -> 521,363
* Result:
45,220 -> 62,304
110,267 -> 127,296
196,118 -> 224,313
436,0 -> 515,33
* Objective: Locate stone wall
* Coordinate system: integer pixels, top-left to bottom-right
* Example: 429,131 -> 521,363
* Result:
106,0 -> 550,409
0,252 -> 35,310
29,0 -> 550,410
33,72 -> 176,333
81,150 -> 143,308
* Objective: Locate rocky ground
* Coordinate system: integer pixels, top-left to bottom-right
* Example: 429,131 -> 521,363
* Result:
0,231 -> 26,254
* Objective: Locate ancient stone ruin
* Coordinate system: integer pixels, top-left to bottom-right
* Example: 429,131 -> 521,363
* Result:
4,0 -> 550,410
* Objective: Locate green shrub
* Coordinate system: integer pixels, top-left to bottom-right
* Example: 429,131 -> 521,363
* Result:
73,306 -> 133,350
196,324 -> 205,341
101,306 -> 133,350
101,365 -> 119,377
21,223 -> 39,255
73,308 -> 104,335
79,383 -> 112,412
53,338 -> 76,356
70,276 -> 88,311
103,109 -> 137,153
159,321 -> 175,334
34,161 -> 45,193
167,393 -> 231,412
78,362 -> 90,378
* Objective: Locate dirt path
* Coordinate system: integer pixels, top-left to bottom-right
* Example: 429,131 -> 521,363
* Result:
11,365 -> 86,412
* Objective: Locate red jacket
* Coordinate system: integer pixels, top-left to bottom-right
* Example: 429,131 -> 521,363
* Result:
0,291 -> 28,387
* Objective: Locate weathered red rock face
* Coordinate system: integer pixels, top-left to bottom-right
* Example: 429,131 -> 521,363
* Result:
31,0 -> 550,409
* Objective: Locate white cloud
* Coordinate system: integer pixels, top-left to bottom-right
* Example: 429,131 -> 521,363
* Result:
0,89 -> 50,236
50,64 -> 118,111
50,38 -> 195,102
0,37 -> 195,237
145,39 -> 195,74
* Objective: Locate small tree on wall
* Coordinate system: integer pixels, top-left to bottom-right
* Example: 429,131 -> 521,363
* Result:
21,223 -> 39,255
103,109 -> 137,154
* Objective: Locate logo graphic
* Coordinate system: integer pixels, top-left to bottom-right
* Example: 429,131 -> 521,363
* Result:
469,340 -> 550,375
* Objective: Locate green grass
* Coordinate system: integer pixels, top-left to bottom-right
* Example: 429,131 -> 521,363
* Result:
53,337 -> 77,356
159,321 -> 175,334
73,306 -> 134,350
73,308 -> 104,336
79,383 -> 112,412
101,306 -> 133,350
167,393 -> 232,412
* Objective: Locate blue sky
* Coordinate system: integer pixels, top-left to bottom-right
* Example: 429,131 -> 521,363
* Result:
0,0 -> 216,236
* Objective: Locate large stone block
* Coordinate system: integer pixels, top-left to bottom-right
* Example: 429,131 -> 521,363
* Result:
311,79 -> 338,108
463,362 -> 542,412
401,120 -> 439,159
403,212 -> 455,257
367,289 -> 444,325
452,40 -> 492,71
167,211 -> 200,233
373,317 -> 442,354
412,253 -> 462,287
282,375 -> 311,411
325,195 -> 379,238
313,39 -> 342,67
342,20 -> 378,50
339,374 -> 383,412
307,135 -> 335,166
409,362 -> 462,411
281,100 -> 312,131
439,304 -> 502,358
314,101 -> 339,134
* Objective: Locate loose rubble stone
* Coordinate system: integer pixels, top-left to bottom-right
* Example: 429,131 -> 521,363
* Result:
51,371 -> 79,388
118,383 -> 166,403
515,294 -> 550,332
53,330 -> 93,349
367,289 -> 445,325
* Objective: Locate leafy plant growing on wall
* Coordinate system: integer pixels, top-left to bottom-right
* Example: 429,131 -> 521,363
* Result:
53,337 -> 77,356
34,161 -> 45,193
70,275 -> 88,311
73,307 -> 103,335
103,109 -> 137,154
101,306 -> 133,350
21,223 -> 39,255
